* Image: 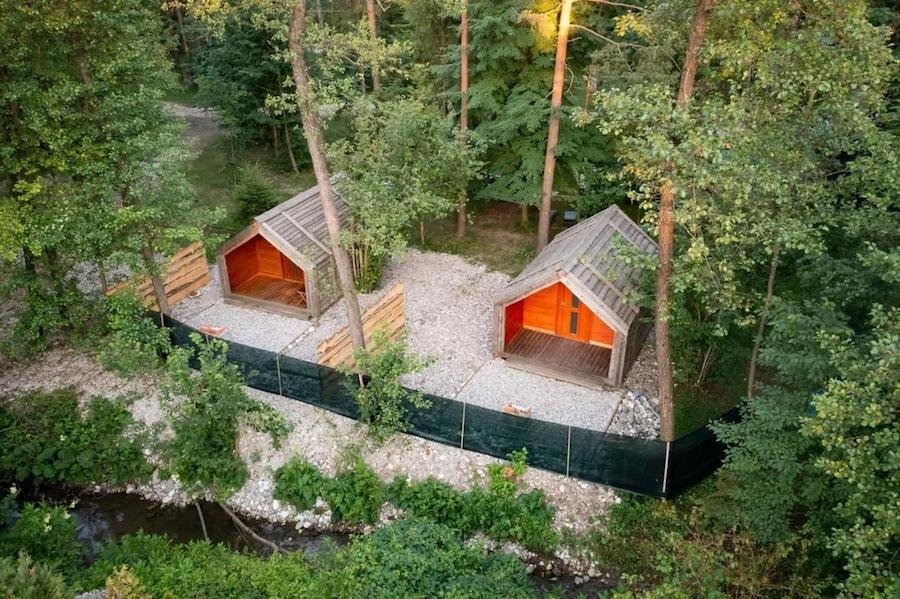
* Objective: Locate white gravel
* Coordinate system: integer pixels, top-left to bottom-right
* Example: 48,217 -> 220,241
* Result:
174,249 -> 659,435
173,266 -> 311,353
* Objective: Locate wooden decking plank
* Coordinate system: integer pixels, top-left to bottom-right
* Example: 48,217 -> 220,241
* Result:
506,329 -> 611,381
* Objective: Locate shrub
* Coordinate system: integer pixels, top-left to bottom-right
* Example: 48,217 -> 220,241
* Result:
324,453 -> 384,525
273,458 -> 327,512
313,517 -> 534,598
97,292 -> 170,377
77,532 -> 312,597
104,566 -> 151,599
0,502 -> 83,579
0,390 -> 152,486
163,334 -> 290,498
386,450 -> 557,552
343,328 -> 431,443
235,164 -> 279,222
0,553 -> 72,599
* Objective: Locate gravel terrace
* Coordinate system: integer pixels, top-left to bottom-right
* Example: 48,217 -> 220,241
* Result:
176,249 -> 659,437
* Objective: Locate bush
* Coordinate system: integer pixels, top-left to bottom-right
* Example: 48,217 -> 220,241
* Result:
387,450 -> 557,552
104,566 -> 150,599
235,164 -> 279,222
0,502 -> 83,579
97,292 -> 170,377
343,329 -> 431,443
78,519 -> 533,598
163,334 -> 290,498
324,454 -> 384,525
0,553 -> 72,599
312,517 -> 534,598
0,390 -> 152,486
77,532 -> 312,597
273,458 -> 327,513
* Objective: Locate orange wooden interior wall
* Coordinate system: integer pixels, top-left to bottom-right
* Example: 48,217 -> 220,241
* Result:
504,299 -> 524,344
224,238 -> 258,289
505,281 -> 616,348
225,235 -> 306,290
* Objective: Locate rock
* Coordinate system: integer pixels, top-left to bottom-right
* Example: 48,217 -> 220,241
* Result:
525,564 -> 535,575
574,576 -> 584,586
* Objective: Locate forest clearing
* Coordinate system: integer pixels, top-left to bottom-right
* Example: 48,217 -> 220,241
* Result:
0,0 -> 897,597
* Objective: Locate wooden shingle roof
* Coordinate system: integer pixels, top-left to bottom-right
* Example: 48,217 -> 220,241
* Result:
495,205 -> 657,331
254,181 -> 349,269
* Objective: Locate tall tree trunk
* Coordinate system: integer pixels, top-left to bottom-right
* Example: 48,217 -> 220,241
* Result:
455,0 -> 469,239
141,244 -> 170,315
289,1 -> 366,352
656,0 -> 715,442
97,261 -> 109,294
536,0 -> 573,252
746,243 -> 780,398
365,0 -> 381,94
284,123 -> 300,174
173,3 -> 192,87
316,0 -> 324,26
521,204 -> 528,224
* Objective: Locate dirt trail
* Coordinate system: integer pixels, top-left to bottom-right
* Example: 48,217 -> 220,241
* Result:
165,102 -> 220,151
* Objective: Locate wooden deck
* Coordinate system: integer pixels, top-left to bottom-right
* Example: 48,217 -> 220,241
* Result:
231,274 -> 307,308
503,329 -> 611,388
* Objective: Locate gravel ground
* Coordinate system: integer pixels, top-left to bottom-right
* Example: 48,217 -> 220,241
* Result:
175,249 -> 659,435
0,349 -> 617,541
284,249 -> 509,399
166,102 -> 220,151
172,265 -> 312,353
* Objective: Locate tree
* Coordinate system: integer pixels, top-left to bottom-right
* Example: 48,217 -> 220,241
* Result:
329,98 -> 477,290
288,0 -> 367,352
536,0 -> 573,251
364,0 -> 381,93
652,0 -> 714,440
455,0 -> 469,238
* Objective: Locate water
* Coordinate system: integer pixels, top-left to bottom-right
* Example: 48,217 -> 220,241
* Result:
16,486 -> 344,557
13,485 -> 613,597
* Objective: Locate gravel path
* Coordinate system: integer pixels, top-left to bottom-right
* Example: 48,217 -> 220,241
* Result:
165,102 -> 220,151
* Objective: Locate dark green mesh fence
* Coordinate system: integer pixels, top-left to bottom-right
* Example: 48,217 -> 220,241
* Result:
160,314 -> 732,498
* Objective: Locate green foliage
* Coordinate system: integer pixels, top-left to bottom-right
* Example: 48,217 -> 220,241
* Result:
344,329 -> 431,443
316,517 -> 534,598
235,164 -> 280,222
330,98 -> 479,290
802,306 -> 899,596
163,334 -> 290,498
0,553 -> 72,599
273,458 -> 327,513
324,453 -> 384,525
77,531 -> 313,598
586,490 -> 825,597
77,518 -> 534,598
104,565 -> 150,599
0,502 -> 83,580
0,390 -> 151,486
0,267 -> 100,360
97,292 -> 171,377
387,450 -> 556,551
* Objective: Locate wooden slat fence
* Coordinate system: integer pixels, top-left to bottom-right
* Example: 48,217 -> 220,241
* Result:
106,243 -> 210,308
316,282 -> 405,368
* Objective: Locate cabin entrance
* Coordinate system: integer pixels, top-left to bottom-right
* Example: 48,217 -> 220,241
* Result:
223,234 -> 308,310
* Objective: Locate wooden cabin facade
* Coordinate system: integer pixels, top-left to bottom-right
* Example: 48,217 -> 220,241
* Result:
217,183 -> 348,319
493,205 -> 658,388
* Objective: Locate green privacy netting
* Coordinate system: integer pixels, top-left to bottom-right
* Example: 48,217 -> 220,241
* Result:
160,314 -> 734,498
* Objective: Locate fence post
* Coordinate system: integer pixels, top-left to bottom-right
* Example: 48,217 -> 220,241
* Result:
459,401 -> 467,450
276,353 -> 284,396
661,441 -> 671,496
566,425 -> 572,478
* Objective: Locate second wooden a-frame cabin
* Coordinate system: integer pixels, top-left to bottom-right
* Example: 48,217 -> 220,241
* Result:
493,205 -> 657,388
217,184 -> 347,319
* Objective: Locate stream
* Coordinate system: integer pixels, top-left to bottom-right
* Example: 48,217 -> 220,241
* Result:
12,485 -> 613,597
